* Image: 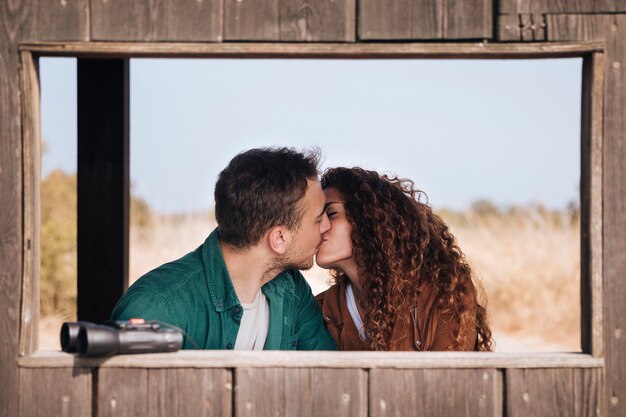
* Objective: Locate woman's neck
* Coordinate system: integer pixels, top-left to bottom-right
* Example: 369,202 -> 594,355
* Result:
337,261 -> 361,292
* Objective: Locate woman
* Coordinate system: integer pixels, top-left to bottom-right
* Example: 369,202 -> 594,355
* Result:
315,167 -> 492,351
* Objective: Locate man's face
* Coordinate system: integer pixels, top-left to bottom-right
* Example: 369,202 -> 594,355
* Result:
280,179 -> 330,270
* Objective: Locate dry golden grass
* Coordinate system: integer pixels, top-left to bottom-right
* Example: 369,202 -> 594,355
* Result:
127,208 -> 580,352
444,208 -> 580,351
40,198 -> 580,352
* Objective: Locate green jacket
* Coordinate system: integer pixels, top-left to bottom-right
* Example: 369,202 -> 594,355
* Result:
110,229 -> 336,350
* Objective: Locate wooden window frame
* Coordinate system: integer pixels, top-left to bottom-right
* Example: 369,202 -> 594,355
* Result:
17,41 -> 605,368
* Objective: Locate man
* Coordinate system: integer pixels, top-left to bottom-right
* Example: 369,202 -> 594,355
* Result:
111,147 -> 336,350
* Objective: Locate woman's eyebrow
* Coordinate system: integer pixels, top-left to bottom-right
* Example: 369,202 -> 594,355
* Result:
324,201 -> 340,210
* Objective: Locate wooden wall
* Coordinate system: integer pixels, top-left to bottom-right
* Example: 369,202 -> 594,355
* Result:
16,351 -> 605,417
1,1 -> 625,416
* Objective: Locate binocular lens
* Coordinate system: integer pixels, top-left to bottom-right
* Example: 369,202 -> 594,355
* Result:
60,322 -> 81,353
77,325 -> 119,357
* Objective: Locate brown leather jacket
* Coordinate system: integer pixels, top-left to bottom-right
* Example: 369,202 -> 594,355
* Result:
315,280 -> 478,351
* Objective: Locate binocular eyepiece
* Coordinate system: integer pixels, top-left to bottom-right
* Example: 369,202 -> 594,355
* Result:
61,319 -> 183,357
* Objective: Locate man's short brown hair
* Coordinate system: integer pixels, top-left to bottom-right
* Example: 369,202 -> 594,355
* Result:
214,147 -> 320,248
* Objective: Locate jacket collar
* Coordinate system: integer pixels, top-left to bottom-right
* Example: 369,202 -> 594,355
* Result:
202,228 -> 295,313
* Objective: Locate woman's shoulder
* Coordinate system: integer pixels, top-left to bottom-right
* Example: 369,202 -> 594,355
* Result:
315,281 -> 347,326
315,281 -> 343,305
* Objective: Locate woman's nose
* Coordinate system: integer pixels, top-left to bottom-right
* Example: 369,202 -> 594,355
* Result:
320,213 -> 331,234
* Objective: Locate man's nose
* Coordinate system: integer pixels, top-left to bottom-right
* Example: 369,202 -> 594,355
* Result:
320,213 -> 331,234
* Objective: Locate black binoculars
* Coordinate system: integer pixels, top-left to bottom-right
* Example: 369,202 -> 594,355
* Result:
61,319 -> 184,357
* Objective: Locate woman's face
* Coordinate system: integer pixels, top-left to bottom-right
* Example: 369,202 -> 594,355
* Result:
315,187 -> 354,270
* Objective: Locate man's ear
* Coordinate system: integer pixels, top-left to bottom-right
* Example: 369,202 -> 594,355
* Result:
267,226 -> 290,255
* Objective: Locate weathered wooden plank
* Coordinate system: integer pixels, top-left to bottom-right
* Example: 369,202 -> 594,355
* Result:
235,368 -> 367,417
370,369 -> 502,417
359,0 -> 423,40
224,0 -> 279,40
498,14 -> 547,41
19,41 -> 604,59
18,51 -> 40,358
359,0 -> 491,40
22,0 -> 89,42
0,1 -> 25,415
91,0 -> 223,42
279,0 -> 355,41
506,368 -> 601,417
443,0 -> 492,39
601,15 -> 626,417
580,52 -> 604,357
549,15 -> 626,416
99,368 -> 148,417
547,14 -> 612,42
500,0 -> 626,14
147,369 -> 232,417
19,367 -> 92,417
77,59 -> 129,323
19,350 -> 606,369
225,0 -> 355,41
497,14 -> 521,42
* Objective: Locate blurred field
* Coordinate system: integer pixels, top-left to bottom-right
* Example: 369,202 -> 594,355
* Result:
39,171 -> 580,351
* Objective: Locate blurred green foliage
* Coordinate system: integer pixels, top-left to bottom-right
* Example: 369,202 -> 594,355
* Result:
41,170 -> 152,317
41,170 -> 77,317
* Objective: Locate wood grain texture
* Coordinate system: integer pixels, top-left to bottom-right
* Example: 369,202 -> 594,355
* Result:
225,0 -> 355,41
601,15 -> 626,417
235,368 -> 367,417
548,15 -> 626,416
147,369 -> 232,417
98,368 -> 149,417
358,0 -> 422,40
279,0 -> 355,41
91,0 -> 223,42
224,0 -> 279,40
19,350 -> 606,369
359,0 -> 491,40
500,0 -> 626,14
443,0 -> 492,39
18,51 -> 41,357
506,368 -> 601,417
370,369 -> 502,417
547,14 -> 612,42
497,14 -> 546,41
580,52 -> 604,357
19,367 -> 92,417
548,15 -> 626,417
0,1 -> 25,416
20,40 -> 604,59
22,0 -> 89,41
497,14 -> 520,41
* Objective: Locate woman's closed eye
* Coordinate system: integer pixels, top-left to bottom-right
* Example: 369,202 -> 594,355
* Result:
327,211 -> 337,219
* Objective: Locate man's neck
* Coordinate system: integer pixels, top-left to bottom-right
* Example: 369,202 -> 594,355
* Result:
220,240 -> 276,304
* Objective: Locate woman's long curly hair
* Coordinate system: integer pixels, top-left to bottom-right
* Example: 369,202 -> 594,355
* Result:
321,167 -> 492,351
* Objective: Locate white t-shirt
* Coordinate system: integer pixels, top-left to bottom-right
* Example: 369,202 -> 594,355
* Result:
234,290 -> 270,350
346,282 -> 367,341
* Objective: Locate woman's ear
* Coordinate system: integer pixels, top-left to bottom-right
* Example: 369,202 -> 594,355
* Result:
267,226 -> 289,255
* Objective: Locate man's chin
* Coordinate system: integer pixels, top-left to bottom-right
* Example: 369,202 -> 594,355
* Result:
283,257 -> 314,271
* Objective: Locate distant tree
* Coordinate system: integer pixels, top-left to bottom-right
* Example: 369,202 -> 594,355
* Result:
41,171 -> 153,317
469,199 -> 500,217
41,170 -> 77,316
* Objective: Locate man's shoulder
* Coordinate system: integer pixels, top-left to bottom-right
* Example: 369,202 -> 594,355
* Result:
110,245 -> 210,322
132,247 -> 205,295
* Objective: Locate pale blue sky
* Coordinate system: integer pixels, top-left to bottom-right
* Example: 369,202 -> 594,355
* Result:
40,57 -> 582,213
